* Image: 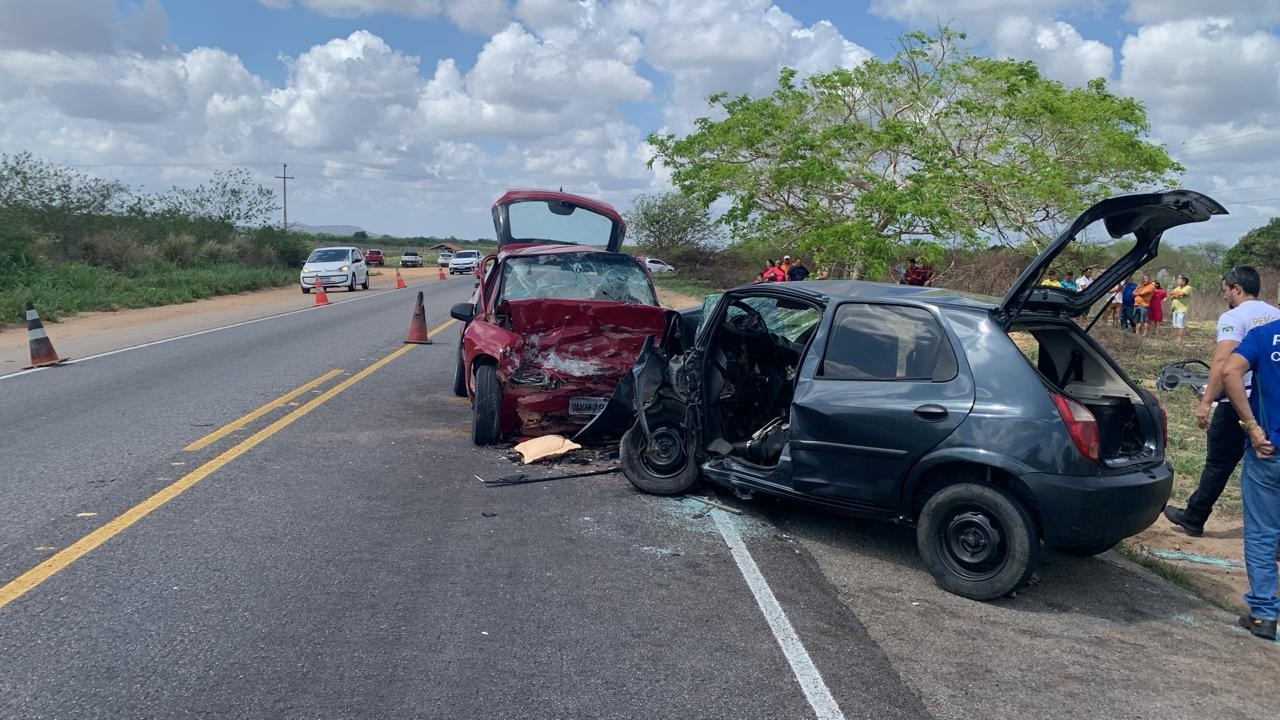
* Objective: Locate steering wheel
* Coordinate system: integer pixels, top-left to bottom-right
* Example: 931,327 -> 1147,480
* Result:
727,299 -> 769,336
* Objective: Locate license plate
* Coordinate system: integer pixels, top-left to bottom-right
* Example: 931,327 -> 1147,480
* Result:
569,397 -> 608,416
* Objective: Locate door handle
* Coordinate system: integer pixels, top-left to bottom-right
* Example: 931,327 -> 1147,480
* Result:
914,404 -> 948,422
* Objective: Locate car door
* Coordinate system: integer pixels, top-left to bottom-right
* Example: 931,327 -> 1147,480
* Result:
351,249 -> 366,282
788,302 -> 974,508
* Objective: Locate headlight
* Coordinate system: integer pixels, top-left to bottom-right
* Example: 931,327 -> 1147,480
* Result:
302,266 -> 314,273
339,265 -> 350,272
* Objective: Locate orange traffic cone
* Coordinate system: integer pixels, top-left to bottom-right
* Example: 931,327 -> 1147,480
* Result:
313,275 -> 330,306
438,264 -> 446,281
395,268 -> 407,289
404,291 -> 432,344
24,301 -> 65,368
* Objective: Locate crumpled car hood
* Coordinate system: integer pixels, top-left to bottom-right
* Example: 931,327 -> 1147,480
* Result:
506,299 -> 666,377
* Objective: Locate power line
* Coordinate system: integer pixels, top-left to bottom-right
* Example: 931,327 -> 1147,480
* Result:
1176,126 -> 1280,151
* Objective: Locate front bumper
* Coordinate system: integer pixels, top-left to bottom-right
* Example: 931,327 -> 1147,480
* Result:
450,265 -> 477,273
301,273 -> 350,287
1021,461 -> 1173,547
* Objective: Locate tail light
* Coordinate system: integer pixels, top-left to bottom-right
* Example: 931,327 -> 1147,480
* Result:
1051,393 -> 1100,463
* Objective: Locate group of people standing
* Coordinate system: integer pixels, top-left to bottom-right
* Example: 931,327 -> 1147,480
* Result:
1104,273 -> 1194,340
756,255 -> 811,283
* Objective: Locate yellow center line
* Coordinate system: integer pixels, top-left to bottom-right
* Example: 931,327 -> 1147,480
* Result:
0,319 -> 456,609
184,369 -> 344,451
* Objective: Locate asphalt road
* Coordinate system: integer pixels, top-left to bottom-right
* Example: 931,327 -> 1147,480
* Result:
1,278 -> 1276,719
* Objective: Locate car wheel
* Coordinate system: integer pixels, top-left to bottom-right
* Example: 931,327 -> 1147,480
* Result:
361,274 -> 369,290
453,344 -> 469,398
348,275 -> 356,292
620,405 -> 699,495
1054,539 -> 1118,557
916,482 -> 1039,601
301,285 -> 310,294
471,363 -> 502,445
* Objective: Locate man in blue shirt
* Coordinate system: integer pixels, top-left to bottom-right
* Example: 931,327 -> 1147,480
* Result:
1120,274 -> 1138,331
1220,320 -> 1280,641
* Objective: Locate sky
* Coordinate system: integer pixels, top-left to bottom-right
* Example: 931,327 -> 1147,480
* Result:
1,0 -> 1279,247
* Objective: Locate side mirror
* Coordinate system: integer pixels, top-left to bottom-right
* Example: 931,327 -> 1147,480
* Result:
450,303 -> 475,322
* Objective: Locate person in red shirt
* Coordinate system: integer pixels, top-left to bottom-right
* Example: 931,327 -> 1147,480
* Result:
1149,281 -> 1168,334
762,259 -> 786,282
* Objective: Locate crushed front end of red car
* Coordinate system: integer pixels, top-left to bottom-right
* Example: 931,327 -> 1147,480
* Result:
466,299 -> 666,438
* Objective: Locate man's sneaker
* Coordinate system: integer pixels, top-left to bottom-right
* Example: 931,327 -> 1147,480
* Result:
1163,505 -> 1204,537
1237,614 -> 1278,641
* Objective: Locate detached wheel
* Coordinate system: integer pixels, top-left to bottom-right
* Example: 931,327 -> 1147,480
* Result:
620,407 -> 698,495
916,483 -> 1039,601
471,363 -> 502,445
452,344 -> 468,397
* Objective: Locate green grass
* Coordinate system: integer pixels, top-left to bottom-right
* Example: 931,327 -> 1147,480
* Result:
1,263 -> 296,328
652,273 -> 719,299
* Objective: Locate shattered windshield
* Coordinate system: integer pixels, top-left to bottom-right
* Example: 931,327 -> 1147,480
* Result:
507,200 -> 615,247
499,253 -> 657,305
307,249 -> 349,262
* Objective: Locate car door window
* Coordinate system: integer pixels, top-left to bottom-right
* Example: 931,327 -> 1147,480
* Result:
820,303 -> 957,381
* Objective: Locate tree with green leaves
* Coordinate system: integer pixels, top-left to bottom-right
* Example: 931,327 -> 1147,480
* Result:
625,191 -> 720,257
648,28 -> 1182,279
1224,218 -> 1280,270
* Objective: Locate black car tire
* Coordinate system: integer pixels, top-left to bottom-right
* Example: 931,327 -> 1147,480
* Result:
361,276 -> 369,290
471,363 -> 502,445
620,407 -> 699,496
348,275 -> 357,292
301,286 -> 310,294
452,344 -> 468,398
1055,540 -> 1118,557
917,482 -> 1039,601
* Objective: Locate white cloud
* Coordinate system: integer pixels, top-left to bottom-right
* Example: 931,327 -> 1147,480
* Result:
869,0 -> 1083,25
1125,0 -> 1280,25
1119,18 -> 1280,127
995,17 -> 1113,85
444,0 -> 510,33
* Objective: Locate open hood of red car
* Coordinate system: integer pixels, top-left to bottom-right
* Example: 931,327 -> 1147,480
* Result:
491,190 -> 626,252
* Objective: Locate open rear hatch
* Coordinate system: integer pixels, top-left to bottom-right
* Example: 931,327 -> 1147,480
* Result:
492,190 -> 626,252
997,190 -> 1226,323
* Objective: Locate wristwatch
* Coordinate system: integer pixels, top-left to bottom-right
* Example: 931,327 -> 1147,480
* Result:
1240,419 -> 1261,432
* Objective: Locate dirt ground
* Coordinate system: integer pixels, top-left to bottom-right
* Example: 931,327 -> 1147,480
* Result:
1132,513 -> 1252,612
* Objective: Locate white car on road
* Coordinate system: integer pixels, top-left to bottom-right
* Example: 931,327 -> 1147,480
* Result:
644,257 -> 675,273
301,246 -> 369,293
449,250 -> 482,275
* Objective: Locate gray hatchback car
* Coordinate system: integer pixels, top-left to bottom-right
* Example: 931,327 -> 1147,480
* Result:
614,190 -> 1226,600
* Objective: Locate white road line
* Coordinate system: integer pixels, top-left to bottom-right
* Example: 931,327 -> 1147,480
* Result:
1,283 -> 449,381
712,510 -> 847,720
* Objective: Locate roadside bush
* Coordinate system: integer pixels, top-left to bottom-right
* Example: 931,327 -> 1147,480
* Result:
158,233 -> 199,267
75,228 -> 161,274
250,226 -> 309,267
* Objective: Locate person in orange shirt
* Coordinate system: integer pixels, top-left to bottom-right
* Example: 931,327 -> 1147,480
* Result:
779,255 -> 793,280
1133,274 -> 1157,335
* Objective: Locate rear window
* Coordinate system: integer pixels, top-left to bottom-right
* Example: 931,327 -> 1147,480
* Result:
507,200 -> 614,248
499,253 -> 656,305
820,303 -> 957,381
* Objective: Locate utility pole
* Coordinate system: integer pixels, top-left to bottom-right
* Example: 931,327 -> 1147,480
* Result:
275,162 -> 294,232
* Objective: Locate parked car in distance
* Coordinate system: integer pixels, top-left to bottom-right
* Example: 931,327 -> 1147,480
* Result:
364,249 -> 385,266
438,250 -> 454,267
449,250 -> 481,275
615,190 -> 1225,601
644,257 -> 676,273
301,246 -> 370,293
451,189 -> 664,444
400,251 -> 423,268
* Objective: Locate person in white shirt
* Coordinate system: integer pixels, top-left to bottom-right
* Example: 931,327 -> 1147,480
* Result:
1166,266 -> 1280,535
1075,267 -> 1095,292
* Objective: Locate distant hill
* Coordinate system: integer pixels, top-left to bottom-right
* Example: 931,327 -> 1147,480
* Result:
288,222 -> 367,236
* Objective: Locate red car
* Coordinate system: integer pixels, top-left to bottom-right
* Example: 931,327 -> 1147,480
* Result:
364,249 -> 384,266
450,190 -> 666,444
